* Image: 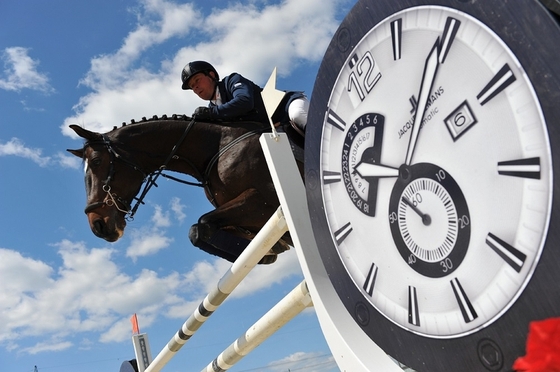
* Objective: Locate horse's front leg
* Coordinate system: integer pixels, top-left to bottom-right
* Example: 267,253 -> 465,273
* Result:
188,188 -> 288,264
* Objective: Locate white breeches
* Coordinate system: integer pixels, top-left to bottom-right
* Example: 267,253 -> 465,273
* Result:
288,97 -> 309,131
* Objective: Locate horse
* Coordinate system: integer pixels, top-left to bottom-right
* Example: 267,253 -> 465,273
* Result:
67,114 -> 303,264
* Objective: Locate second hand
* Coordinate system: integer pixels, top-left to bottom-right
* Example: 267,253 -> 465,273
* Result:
402,196 -> 432,226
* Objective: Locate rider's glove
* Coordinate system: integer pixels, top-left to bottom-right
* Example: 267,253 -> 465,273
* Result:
193,106 -> 214,120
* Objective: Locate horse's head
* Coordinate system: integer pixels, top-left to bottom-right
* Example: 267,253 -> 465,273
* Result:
67,124 -> 146,242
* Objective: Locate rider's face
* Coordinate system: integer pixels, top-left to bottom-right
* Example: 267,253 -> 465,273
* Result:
188,72 -> 216,101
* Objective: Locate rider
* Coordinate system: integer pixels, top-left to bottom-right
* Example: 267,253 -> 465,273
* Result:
181,61 -> 307,264
181,60 -> 308,134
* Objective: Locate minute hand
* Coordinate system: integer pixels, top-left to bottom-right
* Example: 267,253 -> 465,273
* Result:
404,38 -> 441,165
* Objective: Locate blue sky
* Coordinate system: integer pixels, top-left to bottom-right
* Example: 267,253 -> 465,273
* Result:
0,1 -> 357,371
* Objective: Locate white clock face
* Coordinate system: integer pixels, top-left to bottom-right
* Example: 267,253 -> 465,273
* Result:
319,6 -> 552,338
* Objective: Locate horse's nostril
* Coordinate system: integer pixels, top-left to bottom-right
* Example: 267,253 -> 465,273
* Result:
93,219 -> 105,235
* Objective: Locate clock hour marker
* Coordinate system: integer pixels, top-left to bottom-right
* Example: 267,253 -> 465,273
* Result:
325,109 -> 346,131
477,63 -> 517,105
323,170 -> 341,184
348,53 -> 359,69
363,262 -> 378,296
486,233 -> 526,272
334,222 -> 353,245
450,278 -> 478,323
408,286 -> 420,326
498,157 -> 541,179
439,17 -> 461,64
390,18 -> 402,60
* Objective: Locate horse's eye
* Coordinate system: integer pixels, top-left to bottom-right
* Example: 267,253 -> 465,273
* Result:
90,158 -> 102,168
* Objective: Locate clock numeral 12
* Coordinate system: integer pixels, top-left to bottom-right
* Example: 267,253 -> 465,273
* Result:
347,51 -> 382,106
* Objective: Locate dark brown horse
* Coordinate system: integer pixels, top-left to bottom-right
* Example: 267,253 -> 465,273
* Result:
67,115 -> 301,264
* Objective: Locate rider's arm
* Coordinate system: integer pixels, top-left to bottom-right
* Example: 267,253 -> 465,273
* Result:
208,73 -> 256,118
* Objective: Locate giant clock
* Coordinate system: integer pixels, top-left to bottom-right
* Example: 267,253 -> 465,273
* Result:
305,0 -> 560,370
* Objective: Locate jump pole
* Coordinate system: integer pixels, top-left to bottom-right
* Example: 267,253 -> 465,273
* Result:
143,207 -> 288,372
202,280 -> 313,372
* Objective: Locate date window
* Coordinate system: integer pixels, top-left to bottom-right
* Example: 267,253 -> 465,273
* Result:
444,100 -> 477,141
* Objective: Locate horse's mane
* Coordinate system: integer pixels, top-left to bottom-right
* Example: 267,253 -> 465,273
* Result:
107,114 -> 270,134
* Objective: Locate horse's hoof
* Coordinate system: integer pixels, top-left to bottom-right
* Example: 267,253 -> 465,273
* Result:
259,253 -> 277,265
189,223 -> 217,244
188,224 -> 201,245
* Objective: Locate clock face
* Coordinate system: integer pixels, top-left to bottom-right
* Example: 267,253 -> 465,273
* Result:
315,5 -> 552,339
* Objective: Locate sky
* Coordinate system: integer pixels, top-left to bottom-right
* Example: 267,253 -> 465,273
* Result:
0,1 -> 358,371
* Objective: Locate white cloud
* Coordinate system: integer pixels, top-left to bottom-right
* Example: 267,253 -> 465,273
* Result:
0,249 -> 54,319
0,240 -> 185,350
99,317 -> 136,343
233,249 -> 302,299
170,197 -> 187,223
61,0 -> 342,137
0,47 -> 53,93
125,204 -> 177,260
0,138 -> 51,167
21,340 -> 73,355
80,0 -> 201,91
0,217 -> 301,354
0,139 -> 80,169
0,239 -> 300,353
126,228 -> 174,260
152,204 -> 171,227
268,351 -> 337,372
53,152 -> 82,169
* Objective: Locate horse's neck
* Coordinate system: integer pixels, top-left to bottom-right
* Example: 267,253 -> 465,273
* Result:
111,120 -> 232,177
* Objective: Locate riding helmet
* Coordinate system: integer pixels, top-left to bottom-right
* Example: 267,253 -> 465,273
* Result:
181,61 -> 219,90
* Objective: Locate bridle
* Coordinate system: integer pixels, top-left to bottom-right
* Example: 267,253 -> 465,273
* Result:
83,133 -> 147,220
83,118 -> 266,220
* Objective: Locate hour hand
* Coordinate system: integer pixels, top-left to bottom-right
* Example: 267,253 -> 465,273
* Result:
354,161 -> 399,178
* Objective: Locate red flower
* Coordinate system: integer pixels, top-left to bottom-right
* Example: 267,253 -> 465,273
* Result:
514,317 -> 560,372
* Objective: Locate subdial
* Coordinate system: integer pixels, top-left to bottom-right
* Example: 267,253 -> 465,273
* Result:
388,163 -> 471,278
341,113 -> 385,216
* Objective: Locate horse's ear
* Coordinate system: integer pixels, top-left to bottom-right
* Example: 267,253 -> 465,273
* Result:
67,148 -> 84,158
69,124 -> 102,141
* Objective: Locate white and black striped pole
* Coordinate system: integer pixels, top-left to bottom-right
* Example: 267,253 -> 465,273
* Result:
143,207 -> 288,372
202,280 -> 313,372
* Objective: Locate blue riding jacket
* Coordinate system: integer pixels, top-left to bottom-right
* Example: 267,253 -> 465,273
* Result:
207,73 -> 269,126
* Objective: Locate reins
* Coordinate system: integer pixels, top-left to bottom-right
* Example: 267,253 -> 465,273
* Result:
129,118 -> 197,218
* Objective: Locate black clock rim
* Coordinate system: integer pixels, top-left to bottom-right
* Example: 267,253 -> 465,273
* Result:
304,0 -> 560,371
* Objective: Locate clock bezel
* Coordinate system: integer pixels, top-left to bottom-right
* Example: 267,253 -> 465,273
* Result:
305,0 -> 560,370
